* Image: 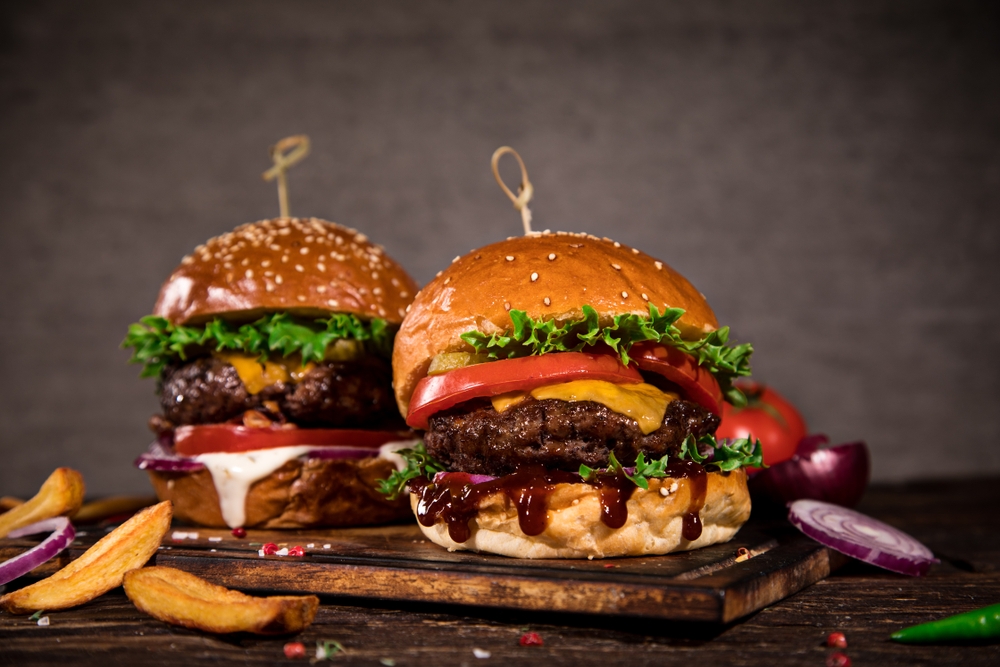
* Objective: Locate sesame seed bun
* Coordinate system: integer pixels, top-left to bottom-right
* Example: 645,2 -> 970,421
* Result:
154,217 -> 418,325
411,469 -> 750,559
392,232 -> 719,415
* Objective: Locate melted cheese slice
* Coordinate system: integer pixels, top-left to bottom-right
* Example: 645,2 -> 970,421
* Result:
491,380 -> 678,435
214,352 -> 315,395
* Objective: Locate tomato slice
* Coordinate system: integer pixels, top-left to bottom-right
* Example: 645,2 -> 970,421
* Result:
405,351 -> 644,429
631,342 -> 723,416
173,424 -> 413,457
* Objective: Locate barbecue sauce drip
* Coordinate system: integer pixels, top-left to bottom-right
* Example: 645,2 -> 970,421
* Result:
410,460 -> 709,544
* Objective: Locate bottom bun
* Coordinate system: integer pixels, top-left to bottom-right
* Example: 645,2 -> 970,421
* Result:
149,456 -> 410,529
412,469 -> 750,559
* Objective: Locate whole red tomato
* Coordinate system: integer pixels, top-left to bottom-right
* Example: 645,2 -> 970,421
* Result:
716,382 -> 807,467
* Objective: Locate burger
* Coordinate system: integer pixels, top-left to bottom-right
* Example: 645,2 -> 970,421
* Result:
123,217 -> 421,529
383,232 -> 761,559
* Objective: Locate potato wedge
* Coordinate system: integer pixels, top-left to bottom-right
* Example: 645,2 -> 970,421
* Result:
72,495 -> 158,524
0,500 -> 172,614
124,566 -> 319,635
0,468 -> 85,538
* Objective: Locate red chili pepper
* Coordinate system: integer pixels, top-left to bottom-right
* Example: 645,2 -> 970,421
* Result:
283,642 -> 306,659
231,527 -> 247,538
826,632 -> 847,648
520,632 -> 543,646
826,653 -> 850,667
262,542 -> 278,555
288,545 -> 305,557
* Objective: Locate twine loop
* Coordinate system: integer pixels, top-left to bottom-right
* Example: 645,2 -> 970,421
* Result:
262,135 -> 310,218
491,146 -> 534,235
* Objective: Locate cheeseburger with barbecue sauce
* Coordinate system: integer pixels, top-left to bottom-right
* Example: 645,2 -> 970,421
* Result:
124,217 -> 420,529
383,232 -> 760,559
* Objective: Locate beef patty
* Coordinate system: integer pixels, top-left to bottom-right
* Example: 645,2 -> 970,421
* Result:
424,397 -> 719,477
158,355 -> 400,429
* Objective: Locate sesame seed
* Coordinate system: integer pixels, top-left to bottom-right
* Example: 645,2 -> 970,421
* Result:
436,271 -> 442,278
225,272 -> 234,283
548,253 -> 556,260
264,270 -> 273,277
270,244 -> 281,251
295,265 -> 304,272
444,277 -> 450,285
275,275 -> 283,284
241,258 -> 250,266
544,297 -> 551,306
371,271 -> 379,279
281,255 -> 290,263
223,262 -> 233,269
655,261 -> 663,270
296,295 -> 306,302
318,255 -> 325,261
613,241 -> 621,248
265,282 -> 275,293
391,278 -> 399,287
316,263 -> 325,272
398,307 -> 406,317
373,287 -> 383,295
405,304 -> 411,313
506,256 -> 515,261
642,293 -> 649,301
530,272 -> 539,282
328,299 -> 339,307
245,269 -> 253,279
621,291 -> 629,299
317,285 -> 327,293
631,248 -> 640,254
400,291 -> 409,298
612,263 -> 621,270
452,256 -> 460,263
261,260 -> 271,268
504,302 -> 511,311
300,247 -> 309,255
305,236 -> 314,243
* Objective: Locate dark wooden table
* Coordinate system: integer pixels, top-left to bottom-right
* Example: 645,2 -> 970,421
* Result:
1,477 -> 997,666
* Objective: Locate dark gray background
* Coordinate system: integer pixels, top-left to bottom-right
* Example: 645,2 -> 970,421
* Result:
1,1 -> 998,497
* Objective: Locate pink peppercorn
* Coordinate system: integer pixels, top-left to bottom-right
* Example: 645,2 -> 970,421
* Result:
520,632 -> 543,646
826,653 -> 851,667
262,542 -> 278,555
288,545 -> 305,557
231,527 -> 247,538
283,642 -> 306,659
827,632 -> 847,648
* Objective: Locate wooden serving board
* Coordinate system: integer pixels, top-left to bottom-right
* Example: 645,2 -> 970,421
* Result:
1,516 -> 846,623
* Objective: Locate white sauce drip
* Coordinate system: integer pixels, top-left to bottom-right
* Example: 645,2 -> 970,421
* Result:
194,440 -> 420,528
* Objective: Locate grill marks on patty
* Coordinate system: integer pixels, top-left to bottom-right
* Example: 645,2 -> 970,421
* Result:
424,397 -> 720,477
159,355 -> 400,429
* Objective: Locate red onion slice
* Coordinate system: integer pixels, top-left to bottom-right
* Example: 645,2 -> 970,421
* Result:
788,499 -> 939,576
0,517 -> 76,586
434,472 -> 498,485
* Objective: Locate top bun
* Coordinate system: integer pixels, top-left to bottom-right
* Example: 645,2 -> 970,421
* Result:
392,232 -> 718,415
154,217 -> 419,326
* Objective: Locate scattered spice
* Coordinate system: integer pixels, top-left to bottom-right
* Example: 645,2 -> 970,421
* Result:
520,632 -> 544,646
262,543 -> 279,556
826,653 -> 850,667
283,642 -> 306,659
379,660 -> 396,667
315,640 -> 345,660
472,648 -> 491,659
827,631 -> 847,648
288,546 -> 305,557
37,616 -> 50,626
231,527 -> 247,538
28,610 -> 45,621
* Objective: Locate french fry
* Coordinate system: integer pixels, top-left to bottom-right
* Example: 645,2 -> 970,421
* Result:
124,566 -> 319,635
0,468 -> 85,538
0,500 -> 172,614
72,495 -> 158,524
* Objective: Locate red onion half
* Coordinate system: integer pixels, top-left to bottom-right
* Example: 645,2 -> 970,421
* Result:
788,499 -> 938,576
0,517 -> 76,586
749,437 -> 870,508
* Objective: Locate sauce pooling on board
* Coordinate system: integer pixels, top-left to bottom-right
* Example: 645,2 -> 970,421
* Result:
410,460 -> 709,544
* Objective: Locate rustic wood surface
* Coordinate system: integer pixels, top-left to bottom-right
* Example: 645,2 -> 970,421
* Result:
1,477 -> 998,666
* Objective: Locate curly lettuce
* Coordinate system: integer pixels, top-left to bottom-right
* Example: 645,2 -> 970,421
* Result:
122,312 -> 393,378
460,304 -> 753,406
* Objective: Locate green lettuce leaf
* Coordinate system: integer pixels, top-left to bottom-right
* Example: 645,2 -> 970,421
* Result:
460,304 -> 753,406
380,435 -> 763,499
122,312 -> 394,378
